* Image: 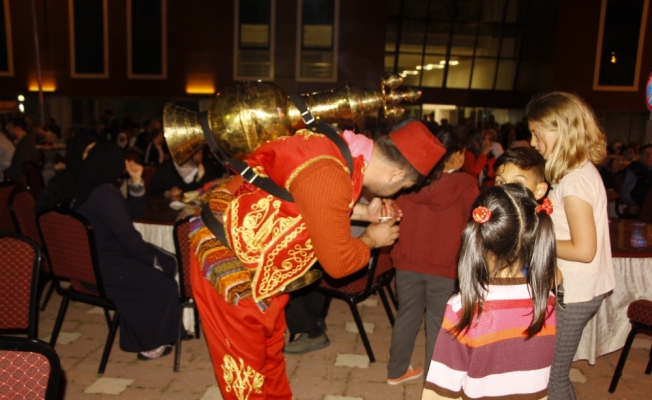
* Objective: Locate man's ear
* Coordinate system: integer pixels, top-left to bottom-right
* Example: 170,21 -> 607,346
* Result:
388,168 -> 406,184
534,181 -> 549,200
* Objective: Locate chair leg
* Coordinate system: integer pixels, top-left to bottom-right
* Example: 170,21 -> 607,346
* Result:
193,305 -> 201,340
377,286 -> 395,327
49,295 -> 70,348
103,309 -> 112,327
347,299 -> 375,363
609,325 -> 639,393
174,312 -> 183,372
40,281 -> 55,311
98,310 -> 120,375
645,344 -> 652,375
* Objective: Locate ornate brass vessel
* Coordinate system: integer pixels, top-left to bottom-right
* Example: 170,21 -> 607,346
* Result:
164,74 -> 421,165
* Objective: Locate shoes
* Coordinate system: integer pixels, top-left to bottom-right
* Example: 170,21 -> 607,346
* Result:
283,333 -> 330,354
137,345 -> 173,361
180,332 -> 194,341
387,366 -> 423,385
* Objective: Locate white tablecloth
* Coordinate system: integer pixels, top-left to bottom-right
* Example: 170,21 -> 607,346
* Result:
133,221 -> 196,334
574,256 -> 652,364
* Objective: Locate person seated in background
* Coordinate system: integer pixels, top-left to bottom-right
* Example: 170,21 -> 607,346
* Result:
148,146 -> 223,198
72,141 -> 182,360
143,128 -> 167,166
34,133 -> 97,214
619,143 -> 652,215
3,117 -> 39,182
0,124 -> 15,181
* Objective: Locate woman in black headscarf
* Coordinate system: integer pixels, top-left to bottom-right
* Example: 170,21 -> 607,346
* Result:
34,132 -> 97,214
74,141 -> 180,360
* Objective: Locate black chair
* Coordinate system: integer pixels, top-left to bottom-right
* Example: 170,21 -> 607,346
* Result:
37,206 -> 119,374
0,335 -> 62,400
0,230 -> 42,339
316,247 -> 396,362
0,181 -> 19,232
172,216 -> 201,372
608,299 -> 652,392
9,186 -> 56,311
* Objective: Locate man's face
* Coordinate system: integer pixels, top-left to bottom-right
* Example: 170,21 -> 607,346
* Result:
495,162 -> 548,200
641,147 -> 652,168
365,175 -> 416,198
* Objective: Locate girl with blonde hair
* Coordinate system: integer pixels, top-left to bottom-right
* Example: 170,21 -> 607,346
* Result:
527,92 -> 615,399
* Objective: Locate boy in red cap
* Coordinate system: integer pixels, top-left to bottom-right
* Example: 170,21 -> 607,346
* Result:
190,119 -> 444,399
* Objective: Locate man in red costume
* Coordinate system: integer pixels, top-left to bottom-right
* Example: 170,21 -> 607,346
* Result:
189,119 -> 445,399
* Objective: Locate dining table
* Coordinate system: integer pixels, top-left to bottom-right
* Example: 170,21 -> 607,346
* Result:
574,218 -> 652,364
133,195 -> 200,333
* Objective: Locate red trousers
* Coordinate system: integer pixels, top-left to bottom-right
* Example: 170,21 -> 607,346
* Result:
190,255 -> 292,400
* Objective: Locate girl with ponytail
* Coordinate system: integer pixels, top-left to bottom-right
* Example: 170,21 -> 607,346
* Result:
422,184 -> 557,400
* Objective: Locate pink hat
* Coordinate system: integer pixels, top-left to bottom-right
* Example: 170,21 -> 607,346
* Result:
388,120 -> 446,175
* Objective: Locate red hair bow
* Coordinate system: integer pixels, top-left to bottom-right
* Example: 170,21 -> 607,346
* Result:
536,198 -> 553,215
472,206 -> 491,224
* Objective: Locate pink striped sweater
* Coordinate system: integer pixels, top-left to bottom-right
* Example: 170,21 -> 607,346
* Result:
422,277 -> 556,400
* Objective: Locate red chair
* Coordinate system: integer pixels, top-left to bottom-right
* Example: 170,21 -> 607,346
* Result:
0,230 -> 42,339
608,299 -> 652,392
316,247 -> 396,362
0,335 -> 61,400
172,216 -> 201,372
9,187 -> 56,311
37,207 -> 119,374
142,165 -> 157,189
0,181 -> 19,232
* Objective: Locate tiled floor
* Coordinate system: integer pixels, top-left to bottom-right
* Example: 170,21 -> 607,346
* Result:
37,292 -> 651,399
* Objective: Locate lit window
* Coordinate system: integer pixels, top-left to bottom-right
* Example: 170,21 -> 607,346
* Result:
296,0 -> 339,82
234,0 -> 274,80
128,0 -> 167,79
69,0 -> 108,78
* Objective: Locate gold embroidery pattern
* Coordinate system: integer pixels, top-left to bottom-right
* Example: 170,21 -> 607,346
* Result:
222,355 -> 264,400
251,165 -> 268,177
295,129 -> 325,140
285,155 -> 348,190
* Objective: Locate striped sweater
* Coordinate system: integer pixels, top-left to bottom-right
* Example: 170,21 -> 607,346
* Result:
422,277 -> 556,400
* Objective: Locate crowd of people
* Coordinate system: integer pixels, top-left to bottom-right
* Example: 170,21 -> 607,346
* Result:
1,92 -> 620,399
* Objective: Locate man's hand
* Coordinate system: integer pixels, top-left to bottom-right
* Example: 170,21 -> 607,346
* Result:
358,219 -> 400,249
353,198 -> 402,222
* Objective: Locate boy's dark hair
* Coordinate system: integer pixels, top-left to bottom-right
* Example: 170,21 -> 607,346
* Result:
455,183 -> 556,339
494,147 -> 546,183
11,117 -> 28,132
419,124 -> 465,187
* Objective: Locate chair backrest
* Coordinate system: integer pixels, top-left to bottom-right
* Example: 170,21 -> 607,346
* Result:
0,230 -> 41,339
9,188 -> 50,274
173,216 -> 193,299
142,166 -> 157,189
319,248 -> 381,296
21,161 -> 45,201
0,182 -> 18,232
637,190 -> 652,223
37,207 -> 106,298
0,335 -> 61,400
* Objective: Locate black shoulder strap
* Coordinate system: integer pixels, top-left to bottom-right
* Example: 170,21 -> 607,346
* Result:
288,94 -> 353,177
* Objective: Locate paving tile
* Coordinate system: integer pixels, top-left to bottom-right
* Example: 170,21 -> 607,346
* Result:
335,354 -> 370,368
569,367 -> 587,383
43,331 -> 82,345
84,377 -> 134,395
324,396 -> 363,400
87,307 -> 106,314
345,321 -> 375,334
200,385 -> 225,400
358,299 -> 378,307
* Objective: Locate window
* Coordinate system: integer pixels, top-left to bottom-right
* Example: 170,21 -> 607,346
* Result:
234,0 -> 275,80
296,0 -> 339,81
69,0 -> 108,78
594,0 -> 649,91
128,0 -> 167,79
0,0 -> 13,76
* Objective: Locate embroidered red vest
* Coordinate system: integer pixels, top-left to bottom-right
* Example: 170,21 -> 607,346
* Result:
224,129 -> 366,302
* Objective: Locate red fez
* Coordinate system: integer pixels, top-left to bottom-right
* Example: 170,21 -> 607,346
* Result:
388,121 -> 446,175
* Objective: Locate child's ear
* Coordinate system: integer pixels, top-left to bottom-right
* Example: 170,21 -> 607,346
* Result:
534,181 -> 549,200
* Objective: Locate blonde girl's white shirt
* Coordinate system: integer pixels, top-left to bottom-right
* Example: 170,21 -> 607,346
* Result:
549,161 -> 615,303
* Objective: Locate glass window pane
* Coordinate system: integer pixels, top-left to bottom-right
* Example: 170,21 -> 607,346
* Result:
237,0 -> 271,78
500,25 -> 519,57
475,24 -> 501,57
496,58 -> 516,90
0,3 -> 6,72
445,56 -> 473,88
505,0 -> 519,23
450,23 -> 478,57
471,58 -> 497,89
481,0 -> 506,23
384,54 -> 395,73
386,18 -> 397,51
238,49 -> 270,76
397,53 -> 423,86
598,0 -> 645,86
400,19 -> 427,53
299,0 -> 337,79
425,22 -> 451,55
456,0 -> 482,21
240,0 -> 270,24
131,0 -> 162,75
73,0 -> 104,74
300,50 -> 333,77
241,24 -> 269,47
302,0 -> 334,24
420,55 -> 445,88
